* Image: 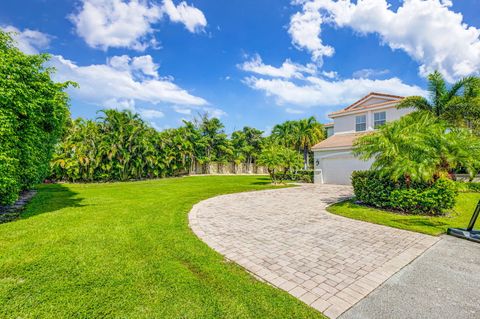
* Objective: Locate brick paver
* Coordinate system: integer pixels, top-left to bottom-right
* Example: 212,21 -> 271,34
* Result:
189,185 -> 439,318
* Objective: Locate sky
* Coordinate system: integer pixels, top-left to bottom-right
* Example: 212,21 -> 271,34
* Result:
1,0 -> 479,134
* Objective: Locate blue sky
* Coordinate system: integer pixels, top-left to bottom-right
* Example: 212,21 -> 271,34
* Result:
1,0 -> 479,133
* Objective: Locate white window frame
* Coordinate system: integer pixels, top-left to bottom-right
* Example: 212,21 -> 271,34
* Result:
374,111 -> 386,129
355,115 -> 367,132
326,126 -> 334,137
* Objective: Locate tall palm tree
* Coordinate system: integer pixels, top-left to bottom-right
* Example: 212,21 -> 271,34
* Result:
296,117 -> 325,170
398,70 -> 479,119
271,120 -> 299,149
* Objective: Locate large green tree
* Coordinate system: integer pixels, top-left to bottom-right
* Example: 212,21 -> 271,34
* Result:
353,111 -> 480,184
297,117 -> 325,170
0,30 -> 74,204
271,116 -> 324,169
398,71 -> 480,132
231,126 -> 264,172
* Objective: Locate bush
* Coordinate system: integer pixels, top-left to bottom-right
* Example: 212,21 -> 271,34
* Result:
352,171 -> 458,215
457,182 -> 480,193
0,30 -> 72,204
274,170 -> 314,183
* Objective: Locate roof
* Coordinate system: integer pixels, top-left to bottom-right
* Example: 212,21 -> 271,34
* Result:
329,92 -> 404,117
312,132 -> 370,150
323,122 -> 334,127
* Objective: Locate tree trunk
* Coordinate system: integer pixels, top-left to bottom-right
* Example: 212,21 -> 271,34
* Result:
303,145 -> 308,170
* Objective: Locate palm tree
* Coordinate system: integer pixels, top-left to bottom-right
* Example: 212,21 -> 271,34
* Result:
296,117 -> 325,170
354,111 -> 480,185
398,71 -> 479,119
271,120 -> 299,149
271,117 -> 325,170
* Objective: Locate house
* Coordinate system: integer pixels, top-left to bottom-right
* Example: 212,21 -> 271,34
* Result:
312,92 -> 413,185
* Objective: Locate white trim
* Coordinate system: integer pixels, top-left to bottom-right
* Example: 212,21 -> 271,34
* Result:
312,146 -> 353,151
329,101 -> 399,118
316,151 -> 352,159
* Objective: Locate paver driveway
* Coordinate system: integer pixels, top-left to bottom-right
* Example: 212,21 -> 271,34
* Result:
189,185 -> 439,318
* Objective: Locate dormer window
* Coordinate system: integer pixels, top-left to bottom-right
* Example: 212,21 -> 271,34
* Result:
374,111 -> 386,129
355,115 -> 366,132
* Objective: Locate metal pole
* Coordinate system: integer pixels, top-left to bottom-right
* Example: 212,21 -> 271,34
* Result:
467,201 -> 480,231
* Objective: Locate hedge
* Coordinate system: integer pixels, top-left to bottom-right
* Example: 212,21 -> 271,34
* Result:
274,170 -> 314,183
352,171 -> 458,215
0,31 -> 72,205
457,182 -> 480,193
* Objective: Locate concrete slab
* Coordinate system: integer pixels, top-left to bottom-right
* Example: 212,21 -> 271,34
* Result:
340,236 -> 480,319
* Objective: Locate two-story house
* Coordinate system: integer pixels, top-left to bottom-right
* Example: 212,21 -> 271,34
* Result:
312,92 -> 413,184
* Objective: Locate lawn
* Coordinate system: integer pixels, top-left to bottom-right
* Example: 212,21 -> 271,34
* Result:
0,176 -> 323,319
327,192 -> 480,236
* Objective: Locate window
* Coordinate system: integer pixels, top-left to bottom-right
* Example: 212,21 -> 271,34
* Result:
374,111 -> 386,129
355,115 -> 366,132
326,126 -> 334,137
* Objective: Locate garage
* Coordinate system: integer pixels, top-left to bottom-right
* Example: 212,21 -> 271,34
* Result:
314,151 -> 373,185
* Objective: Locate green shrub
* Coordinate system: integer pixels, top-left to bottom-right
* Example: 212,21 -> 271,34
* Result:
274,170 -> 314,183
352,171 -> 458,215
0,30 -> 72,204
0,156 -> 20,205
351,171 -> 395,207
457,181 -> 480,193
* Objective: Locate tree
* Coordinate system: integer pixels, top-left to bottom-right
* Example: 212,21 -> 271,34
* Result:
231,126 -> 264,172
271,117 -> 325,169
257,142 -> 303,184
397,71 -> 480,130
297,117 -> 325,170
0,30 -> 74,204
353,111 -> 480,185
280,147 -> 303,181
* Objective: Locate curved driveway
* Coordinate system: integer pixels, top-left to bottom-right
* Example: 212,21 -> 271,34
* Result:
189,185 -> 439,318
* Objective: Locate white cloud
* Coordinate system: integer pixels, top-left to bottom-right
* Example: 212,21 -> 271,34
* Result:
50,54 -> 208,108
321,70 -> 337,79
103,98 -> 136,110
162,0 -> 207,33
70,0 -> 207,50
108,54 -> 159,79
290,0 -> 480,81
239,54 -> 317,79
203,106 -> 227,118
352,68 -> 390,79
285,108 -> 305,114
172,105 -> 226,118
240,54 -> 424,110
244,75 -> 425,108
288,4 -> 334,63
173,105 -> 192,115
70,0 -> 163,51
1,25 -> 51,54
139,108 -> 165,119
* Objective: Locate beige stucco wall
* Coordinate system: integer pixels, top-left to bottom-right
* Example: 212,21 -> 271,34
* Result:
333,106 -> 413,134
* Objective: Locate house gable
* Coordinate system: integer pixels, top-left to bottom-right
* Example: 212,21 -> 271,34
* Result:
343,92 -> 404,112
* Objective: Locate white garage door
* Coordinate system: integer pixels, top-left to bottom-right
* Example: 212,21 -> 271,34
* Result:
321,154 -> 372,185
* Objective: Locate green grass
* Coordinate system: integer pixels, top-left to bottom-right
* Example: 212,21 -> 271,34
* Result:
0,176 -> 323,319
327,193 -> 480,236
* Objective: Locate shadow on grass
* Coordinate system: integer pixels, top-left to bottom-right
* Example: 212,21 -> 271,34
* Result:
251,177 -> 274,185
391,217 -> 449,228
20,184 -> 85,220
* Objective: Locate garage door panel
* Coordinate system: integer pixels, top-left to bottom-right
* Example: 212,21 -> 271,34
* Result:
321,154 -> 372,185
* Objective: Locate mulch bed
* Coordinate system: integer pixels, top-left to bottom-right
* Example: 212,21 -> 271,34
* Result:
0,190 -> 37,224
